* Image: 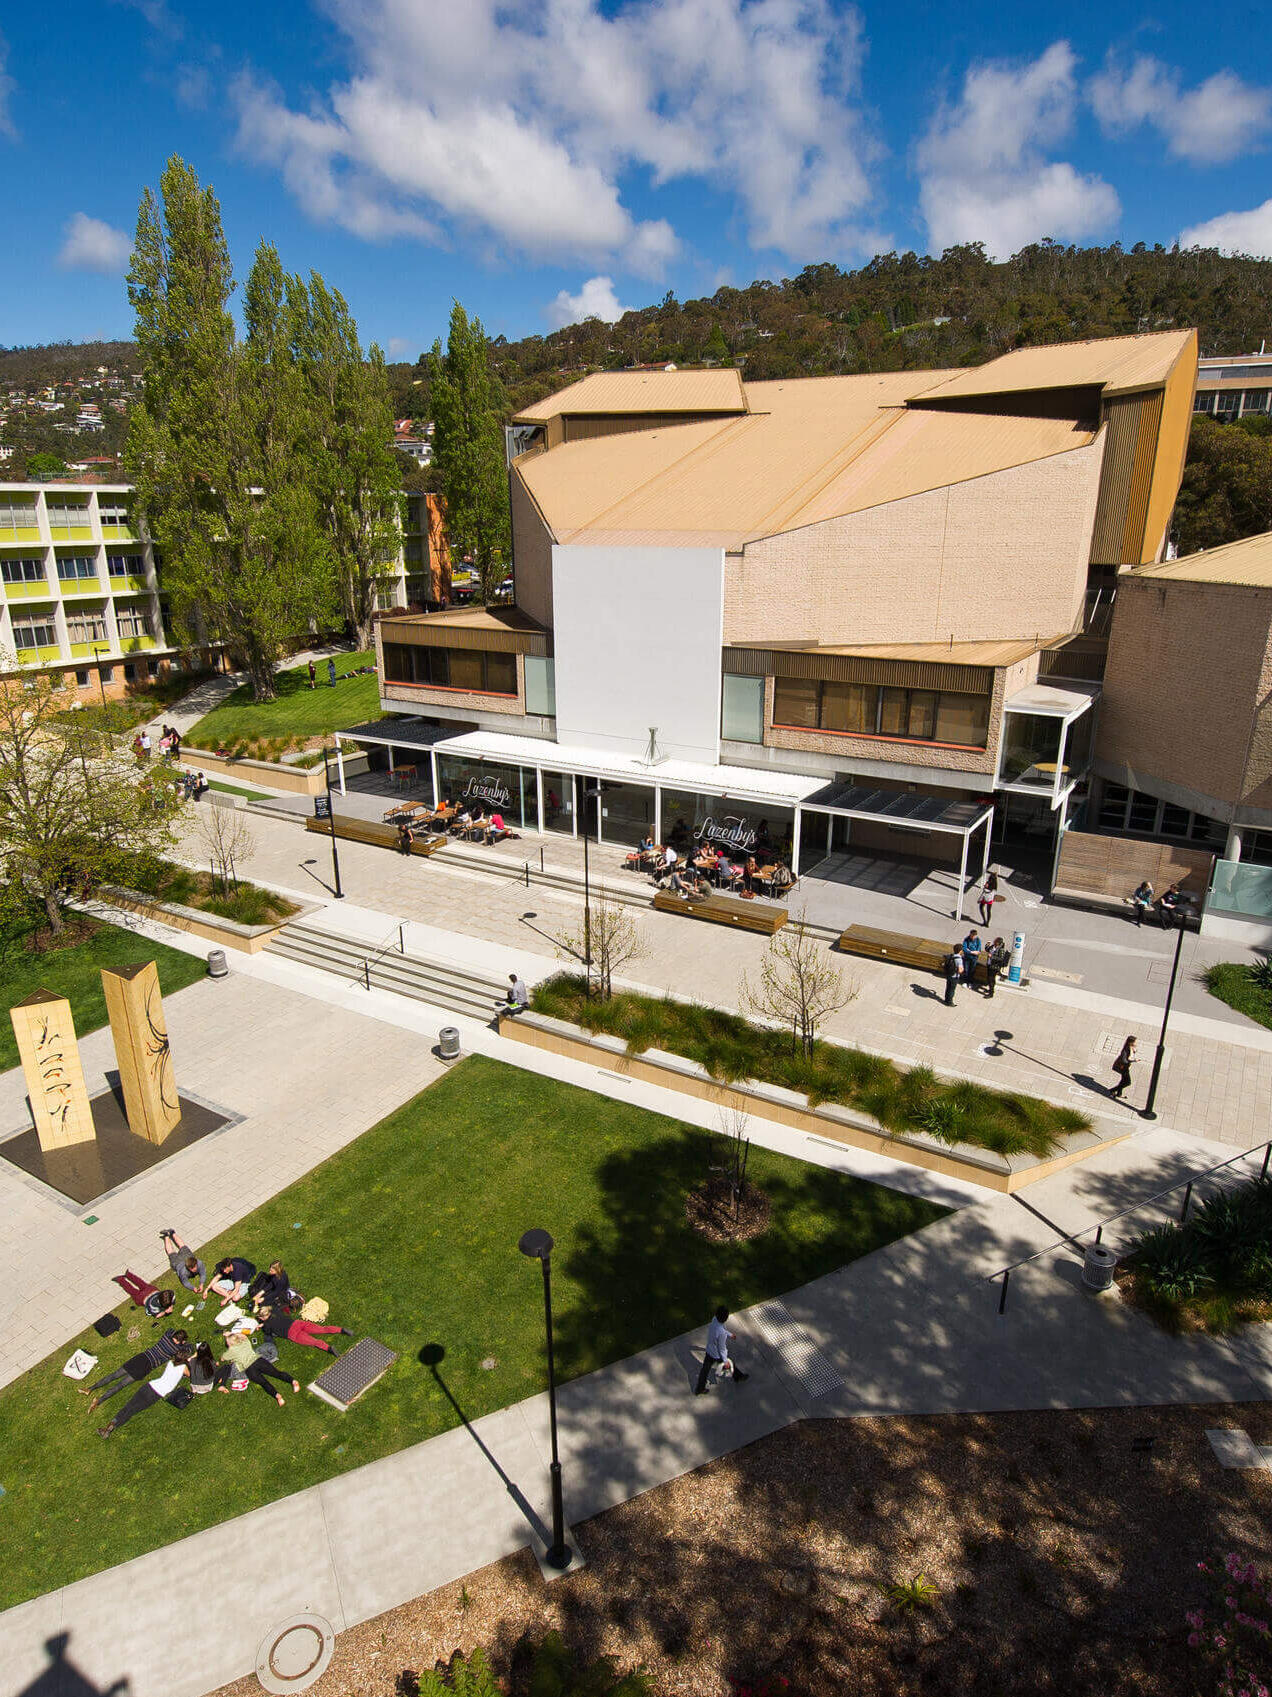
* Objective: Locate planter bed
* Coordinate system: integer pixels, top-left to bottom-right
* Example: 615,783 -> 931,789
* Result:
502,976 -> 1127,1193
178,746 -> 369,796
102,883 -> 299,954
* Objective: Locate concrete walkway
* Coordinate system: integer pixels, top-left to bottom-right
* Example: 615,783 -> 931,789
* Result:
5,1129 -> 1269,1697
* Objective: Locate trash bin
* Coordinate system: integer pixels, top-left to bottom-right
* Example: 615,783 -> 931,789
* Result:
207,949 -> 229,979
439,1026 -> 461,1061
1082,1242 -> 1117,1291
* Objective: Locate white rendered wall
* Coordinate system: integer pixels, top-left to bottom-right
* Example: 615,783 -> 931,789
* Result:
551,544 -> 725,763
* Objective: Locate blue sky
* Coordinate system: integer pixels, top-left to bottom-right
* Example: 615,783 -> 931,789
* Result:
3,0 -> 1272,359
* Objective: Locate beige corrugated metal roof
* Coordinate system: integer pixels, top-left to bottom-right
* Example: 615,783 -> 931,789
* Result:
514,368 -> 747,422
516,370 -> 1095,548
784,637 -> 1061,665
383,605 -> 548,634
1130,531 -> 1272,588
918,330 -> 1195,401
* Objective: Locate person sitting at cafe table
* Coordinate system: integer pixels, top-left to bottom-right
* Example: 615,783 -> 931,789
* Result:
669,866 -> 702,899
483,811 -> 506,844
397,819 -> 414,854
742,853 -> 761,893
452,805 -> 473,834
654,844 -> 678,884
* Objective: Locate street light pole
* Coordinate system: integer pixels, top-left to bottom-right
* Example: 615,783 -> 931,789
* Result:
1141,919 -> 1187,1120
321,744 -> 344,900
91,646 -> 108,707
580,781 -> 595,981
518,1227 -> 572,1570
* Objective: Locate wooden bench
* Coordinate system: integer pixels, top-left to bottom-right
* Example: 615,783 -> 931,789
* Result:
652,888 -> 787,935
304,815 -> 448,857
836,923 -> 989,983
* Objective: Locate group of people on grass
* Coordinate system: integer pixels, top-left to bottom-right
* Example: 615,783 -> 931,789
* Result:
88,1230 -> 353,1436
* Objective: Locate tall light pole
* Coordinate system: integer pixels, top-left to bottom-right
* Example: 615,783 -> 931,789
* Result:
1141,919 -> 1187,1120
321,744 -> 344,900
518,1227 -> 572,1570
580,780 -> 597,981
91,646 -> 109,707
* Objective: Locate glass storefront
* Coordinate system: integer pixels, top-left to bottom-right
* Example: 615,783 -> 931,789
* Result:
659,788 -> 795,863
436,755 -> 527,826
541,771 -> 574,834
596,780 -> 655,848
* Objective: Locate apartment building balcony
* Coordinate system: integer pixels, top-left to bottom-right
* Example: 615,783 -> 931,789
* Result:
3,578 -> 52,599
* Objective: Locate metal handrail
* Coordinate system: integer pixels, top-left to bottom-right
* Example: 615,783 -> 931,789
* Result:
354,920 -> 407,990
989,1137 -> 1271,1311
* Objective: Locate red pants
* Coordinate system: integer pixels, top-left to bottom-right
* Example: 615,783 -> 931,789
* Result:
113,1270 -> 158,1308
287,1319 -> 342,1351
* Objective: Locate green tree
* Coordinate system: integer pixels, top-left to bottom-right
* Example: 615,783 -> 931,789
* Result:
0,673 -> 180,936
1174,416 -> 1272,555
126,156 -> 332,702
26,453 -> 68,481
704,322 -> 732,365
294,274 -> 402,648
428,302 -> 511,603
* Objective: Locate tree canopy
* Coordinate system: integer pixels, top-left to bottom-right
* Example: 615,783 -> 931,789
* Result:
427,302 -> 511,603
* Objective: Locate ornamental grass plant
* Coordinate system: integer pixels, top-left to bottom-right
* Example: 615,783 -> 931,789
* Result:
530,975 -> 1089,1160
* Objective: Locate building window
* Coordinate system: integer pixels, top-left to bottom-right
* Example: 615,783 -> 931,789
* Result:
107,553 -> 143,577
1097,782 -> 1225,846
0,499 -> 38,533
1193,393 -> 1217,414
98,500 -> 131,526
76,669 -> 90,685
123,662 -> 137,681
66,612 -> 108,643
1,557 -> 45,584
115,605 -> 152,639
12,616 -> 57,650
524,655 -> 556,717
46,498 -> 92,529
57,555 -> 98,581
721,673 -> 764,743
772,676 -> 990,748
382,641 -> 518,697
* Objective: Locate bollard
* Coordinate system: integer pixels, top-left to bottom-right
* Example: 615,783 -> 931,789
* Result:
1094,1224 -> 1103,1245
524,861 -> 530,887
998,1269 -> 1010,1314
540,847 -> 545,873
206,948 -> 229,979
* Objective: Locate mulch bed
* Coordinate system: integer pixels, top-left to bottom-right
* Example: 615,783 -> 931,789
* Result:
213,1401 -> 1272,1697
684,1179 -> 772,1242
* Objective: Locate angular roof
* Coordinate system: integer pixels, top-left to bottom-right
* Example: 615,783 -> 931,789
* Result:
516,370 -> 1095,549
514,367 -> 747,422
918,330 -> 1196,402
1130,530 -> 1272,588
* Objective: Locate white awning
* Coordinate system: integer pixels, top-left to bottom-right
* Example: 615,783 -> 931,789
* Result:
1004,681 -> 1100,720
424,728 -> 825,808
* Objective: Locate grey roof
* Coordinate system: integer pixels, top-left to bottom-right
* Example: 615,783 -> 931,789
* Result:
800,783 -> 993,835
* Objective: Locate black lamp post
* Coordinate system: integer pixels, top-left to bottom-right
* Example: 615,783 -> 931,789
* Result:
1141,919 -> 1186,1120
321,744 -> 344,899
579,780 -> 597,978
518,1227 -> 572,1570
91,646 -> 109,707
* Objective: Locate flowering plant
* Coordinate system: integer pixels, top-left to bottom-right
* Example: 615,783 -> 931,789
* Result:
1187,1553 -> 1271,1697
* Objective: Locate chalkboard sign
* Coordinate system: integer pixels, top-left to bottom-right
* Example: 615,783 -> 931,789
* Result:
314,795 -> 331,820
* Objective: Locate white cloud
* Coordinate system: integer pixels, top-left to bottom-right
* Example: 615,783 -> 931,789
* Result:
57,213 -> 132,275
0,32 -> 16,140
387,336 -> 413,357
1180,199 -> 1272,258
1090,55 -> 1272,165
918,42 -> 1119,259
232,0 -> 881,270
546,275 -> 633,329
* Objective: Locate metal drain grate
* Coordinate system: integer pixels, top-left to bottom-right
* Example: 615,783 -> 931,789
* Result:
746,1299 -> 844,1400
308,1338 -> 397,1411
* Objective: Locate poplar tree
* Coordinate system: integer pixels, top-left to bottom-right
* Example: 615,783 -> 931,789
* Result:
126,157 -> 332,702
295,275 -> 402,649
428,303 -> 511,603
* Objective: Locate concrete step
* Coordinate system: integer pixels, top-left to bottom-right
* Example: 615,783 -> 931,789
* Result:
264,921 -> 509,1021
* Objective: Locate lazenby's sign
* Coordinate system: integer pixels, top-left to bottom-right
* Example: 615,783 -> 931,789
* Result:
696,814 -> 757,853
463,775 -> 512,808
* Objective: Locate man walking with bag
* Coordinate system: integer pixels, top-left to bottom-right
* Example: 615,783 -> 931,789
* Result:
695,1304 -> 749,1394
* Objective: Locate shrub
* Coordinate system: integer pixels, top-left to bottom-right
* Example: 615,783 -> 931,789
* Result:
1130,1223 -> 1214,1302
885,1575 -> 939,1612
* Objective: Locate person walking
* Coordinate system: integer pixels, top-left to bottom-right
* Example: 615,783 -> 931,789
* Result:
327,657 -> 337,688
1110,1035 -> 1138,1100
694,1304 -> 749,1394
977,871 -> 999,928
98,1349 -> 191,1436
307,658 -> 317,691
1130,880 -> 1154,926
942,947 -> 960,1007
983,935 -> 1009,998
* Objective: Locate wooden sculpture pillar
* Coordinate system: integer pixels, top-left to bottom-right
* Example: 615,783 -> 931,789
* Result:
101,961 -> 181,1144
10,990 -> 97,1150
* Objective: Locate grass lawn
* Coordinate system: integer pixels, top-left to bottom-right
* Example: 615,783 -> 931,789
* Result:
187,650 -> 383,748
1204,961 -> 1272,1030
207,779 -> 273,802
0,1055 -> 945,1609
0,919 -> 206,1074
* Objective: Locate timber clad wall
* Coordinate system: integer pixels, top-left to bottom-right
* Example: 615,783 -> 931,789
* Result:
724,446 -> 1103,648
1054,831 -> 1213,898
1098,579 -> 1272,811
381,652 -> 528,718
